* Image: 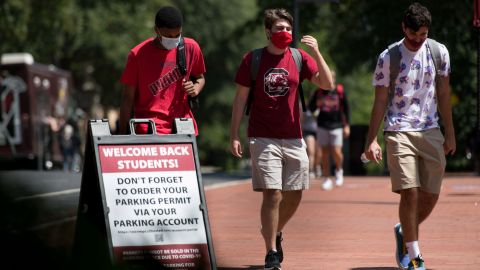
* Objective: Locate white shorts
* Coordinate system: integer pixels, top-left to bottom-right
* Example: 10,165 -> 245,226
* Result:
316,127 -> 343,146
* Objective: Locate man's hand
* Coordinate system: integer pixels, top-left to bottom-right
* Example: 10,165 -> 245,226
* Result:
300,35 -> 319,52
301,35 -> 334,90
182,79 -> 198,97
444,132 -> 456,155
365,140 -> 382,164
230,138 -> 243,158
343,125 -> 350,138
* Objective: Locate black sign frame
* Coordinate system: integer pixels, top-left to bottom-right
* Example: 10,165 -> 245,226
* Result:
73,119 -> 217,270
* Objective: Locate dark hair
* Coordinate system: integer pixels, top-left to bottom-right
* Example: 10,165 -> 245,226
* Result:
155,6 -> 183,28
403,2 -> 431,31
264,8 -> 293,30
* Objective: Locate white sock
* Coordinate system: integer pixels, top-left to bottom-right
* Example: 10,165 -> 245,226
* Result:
406,241 -> 420,260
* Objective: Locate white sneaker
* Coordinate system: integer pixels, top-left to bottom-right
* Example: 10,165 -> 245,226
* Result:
321,178 -> 333,191
309,171 -> 316,180
335,169 -> 344,187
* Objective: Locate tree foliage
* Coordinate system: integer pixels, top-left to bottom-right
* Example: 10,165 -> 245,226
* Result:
0,0 -> 477,171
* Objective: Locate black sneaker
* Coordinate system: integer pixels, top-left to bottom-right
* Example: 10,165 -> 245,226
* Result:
276,232 -> 283,263
264,250 -> 281,270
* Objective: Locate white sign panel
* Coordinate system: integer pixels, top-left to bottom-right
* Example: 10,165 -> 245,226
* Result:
98,144 -> 211,269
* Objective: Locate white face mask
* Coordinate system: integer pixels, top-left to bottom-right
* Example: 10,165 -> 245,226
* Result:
161,35 -> 181,50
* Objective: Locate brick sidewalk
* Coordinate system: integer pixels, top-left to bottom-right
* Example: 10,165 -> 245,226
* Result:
205,176 -> 480,270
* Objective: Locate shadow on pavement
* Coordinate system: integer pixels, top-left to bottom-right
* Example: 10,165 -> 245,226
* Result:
446,192 -> 480,197
0,186 -> 71,269
218,266 -> 263,270
302,199 -> 397,206
352,268 -> 435,270
350,268 -> 400,270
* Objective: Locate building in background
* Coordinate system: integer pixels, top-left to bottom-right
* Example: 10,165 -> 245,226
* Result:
0,53 -> 76,170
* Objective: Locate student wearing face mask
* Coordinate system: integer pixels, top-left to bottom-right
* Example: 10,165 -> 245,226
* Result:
230,8 -> 333,270
119,6 -> 205,135
364,2 -> 455,270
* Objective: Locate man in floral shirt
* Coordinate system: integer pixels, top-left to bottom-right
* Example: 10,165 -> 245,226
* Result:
363,2 -> 455,270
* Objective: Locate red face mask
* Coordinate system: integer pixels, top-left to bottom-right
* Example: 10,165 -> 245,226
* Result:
271,31 -> 293,49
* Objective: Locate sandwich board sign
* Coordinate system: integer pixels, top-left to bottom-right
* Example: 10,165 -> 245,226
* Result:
73,119 -> 216,269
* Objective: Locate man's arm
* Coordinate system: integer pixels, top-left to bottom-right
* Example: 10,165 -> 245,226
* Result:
364,86 -> 389,163
183,74 -> 205,97
308,91 -> 317,113
230,84 -> 250,158
436,76 -> 456,155
300,35 -> 334,90
119,85 -> 135,134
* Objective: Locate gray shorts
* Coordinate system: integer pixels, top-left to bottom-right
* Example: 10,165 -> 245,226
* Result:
316,127 -> 343,146
249,137 -> 309,191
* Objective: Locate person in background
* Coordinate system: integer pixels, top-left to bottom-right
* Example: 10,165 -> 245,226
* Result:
309,71 -> 350,191
58,116 -> 80,172
301,104 -> 319,180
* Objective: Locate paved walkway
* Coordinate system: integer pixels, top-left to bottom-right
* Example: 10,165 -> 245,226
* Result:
205,175 -> 480,270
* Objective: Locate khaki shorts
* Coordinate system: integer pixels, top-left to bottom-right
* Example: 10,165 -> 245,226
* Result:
385,129 -> 446,194
249,137 -> 309,191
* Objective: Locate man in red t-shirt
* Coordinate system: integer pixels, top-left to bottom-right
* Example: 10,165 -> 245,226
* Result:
119,6 -> 206,135
229,8 -> 333,270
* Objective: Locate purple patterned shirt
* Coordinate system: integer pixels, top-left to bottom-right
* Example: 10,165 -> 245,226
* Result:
372,39 -> 450,131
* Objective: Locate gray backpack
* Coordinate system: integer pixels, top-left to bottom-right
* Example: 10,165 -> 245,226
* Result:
244,47 -> 305,115
387,38 -> 443,99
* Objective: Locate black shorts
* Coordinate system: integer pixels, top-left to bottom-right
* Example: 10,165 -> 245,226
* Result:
303,130 -> 316,139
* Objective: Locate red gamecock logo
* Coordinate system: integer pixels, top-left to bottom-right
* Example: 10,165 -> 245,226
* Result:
264,68 -> 289,97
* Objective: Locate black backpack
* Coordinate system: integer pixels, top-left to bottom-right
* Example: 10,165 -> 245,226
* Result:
177,37 -> 199,112
244,47 -> 306,115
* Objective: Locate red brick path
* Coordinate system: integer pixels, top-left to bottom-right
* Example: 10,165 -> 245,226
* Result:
205,176 -> 480,269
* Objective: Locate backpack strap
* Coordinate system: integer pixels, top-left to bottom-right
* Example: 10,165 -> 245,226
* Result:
290,47 -> 303,72
426,38 -> 445,125
245,48 -> 263,115
177,37 -> 199,112
290,48 -> 306,112
250,48 -> 263,81
426,38 -> 442,77
176,37 -> 187,76
335,84 -> 349,125
387,41 -> 401,104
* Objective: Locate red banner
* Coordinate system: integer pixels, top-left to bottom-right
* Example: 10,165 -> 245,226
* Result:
114,243 -> 211,269
98,144 -> 196,173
